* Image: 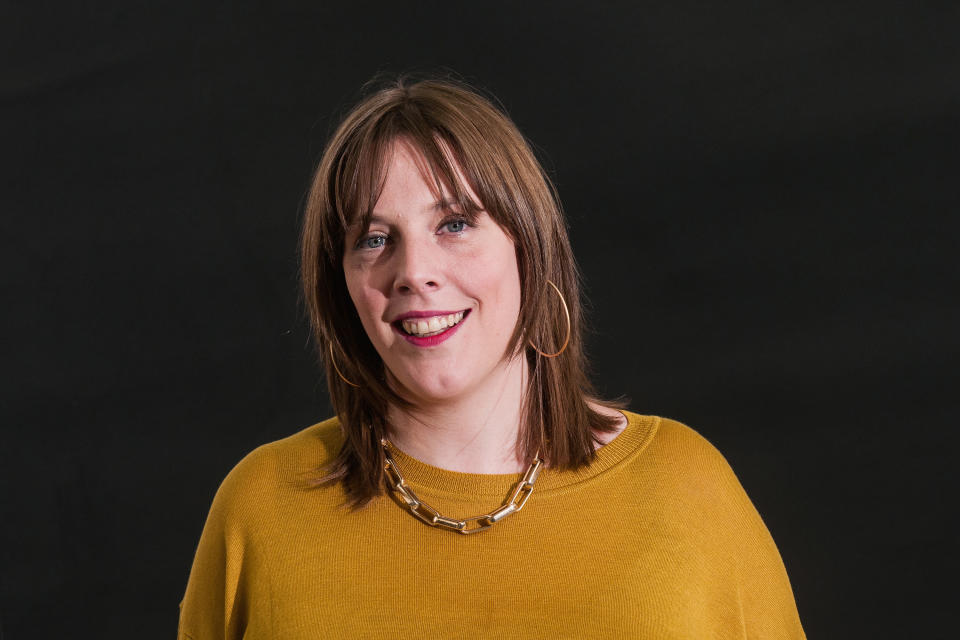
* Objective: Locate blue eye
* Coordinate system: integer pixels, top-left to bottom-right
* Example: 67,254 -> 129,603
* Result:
359,235 -> 386,250
442,219 -> 467,233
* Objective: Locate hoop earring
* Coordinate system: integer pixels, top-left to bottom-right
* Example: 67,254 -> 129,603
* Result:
329,342 -> 360,387
528,280 -> 571,358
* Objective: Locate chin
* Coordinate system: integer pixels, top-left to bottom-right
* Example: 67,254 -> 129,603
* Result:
391,369 -> 472,405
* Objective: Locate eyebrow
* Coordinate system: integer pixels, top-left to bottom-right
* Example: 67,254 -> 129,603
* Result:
352,194 -> 482,237
349,206 -> 442,233
433,197 -> 459,211
364,199 -> 464,224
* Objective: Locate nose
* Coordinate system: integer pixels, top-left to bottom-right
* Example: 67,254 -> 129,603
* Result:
392,237 -> 442,295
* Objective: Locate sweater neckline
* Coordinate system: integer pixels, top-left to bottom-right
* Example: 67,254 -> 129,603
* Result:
381,411 -> 658,498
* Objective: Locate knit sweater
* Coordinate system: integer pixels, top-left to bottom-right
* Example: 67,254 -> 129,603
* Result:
178,412 -> 805,639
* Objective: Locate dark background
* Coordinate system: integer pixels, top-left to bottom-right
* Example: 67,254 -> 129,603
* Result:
2,1 -> 957,637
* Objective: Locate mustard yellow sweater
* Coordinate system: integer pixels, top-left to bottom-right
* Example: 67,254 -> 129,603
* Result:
179,412 -> 805,639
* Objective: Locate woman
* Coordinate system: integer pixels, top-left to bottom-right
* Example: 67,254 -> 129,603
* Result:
179,77 -> 805,638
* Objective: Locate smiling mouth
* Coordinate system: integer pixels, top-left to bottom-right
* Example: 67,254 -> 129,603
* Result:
395,310 -> 468,337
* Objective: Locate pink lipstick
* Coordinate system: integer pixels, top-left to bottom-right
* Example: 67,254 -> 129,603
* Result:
391,309 -> 470,347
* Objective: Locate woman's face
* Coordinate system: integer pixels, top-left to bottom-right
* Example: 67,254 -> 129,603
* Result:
343,141 -> 522,406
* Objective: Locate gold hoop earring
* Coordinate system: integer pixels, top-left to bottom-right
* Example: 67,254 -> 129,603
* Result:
329,342 -> 360,387
528,280 -> 571,358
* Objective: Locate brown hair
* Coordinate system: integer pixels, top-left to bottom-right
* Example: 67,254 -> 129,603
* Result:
300,75 -> 621,506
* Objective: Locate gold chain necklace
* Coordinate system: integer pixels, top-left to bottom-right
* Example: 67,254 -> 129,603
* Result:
381,438 -> 544,534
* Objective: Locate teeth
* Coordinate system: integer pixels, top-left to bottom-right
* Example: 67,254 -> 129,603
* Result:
401,311 -> 465,337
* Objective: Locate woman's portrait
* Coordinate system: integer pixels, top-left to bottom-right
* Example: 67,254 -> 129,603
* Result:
2,2 -> 954,638
177,78 -> 805,636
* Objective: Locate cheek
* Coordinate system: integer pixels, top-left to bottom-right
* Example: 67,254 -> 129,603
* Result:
344,269 -> 384,331
343,270 -> 364,316
462,244 -> 521,313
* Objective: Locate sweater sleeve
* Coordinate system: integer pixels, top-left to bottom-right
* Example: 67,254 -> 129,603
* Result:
722,458 -> 806,639
652,419 -> 806,639
178,444 -> 278,639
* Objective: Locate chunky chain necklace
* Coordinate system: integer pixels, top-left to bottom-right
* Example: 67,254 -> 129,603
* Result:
381,438 -> 544,534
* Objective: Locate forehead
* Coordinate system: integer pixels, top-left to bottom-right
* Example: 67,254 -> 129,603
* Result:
378,142 -> 440,198
350,137 -> 481,228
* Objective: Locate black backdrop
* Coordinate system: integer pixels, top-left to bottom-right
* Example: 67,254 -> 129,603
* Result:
2,1 -> 957,638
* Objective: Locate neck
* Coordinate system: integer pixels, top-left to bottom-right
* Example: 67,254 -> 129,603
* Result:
386,355 -> 529,474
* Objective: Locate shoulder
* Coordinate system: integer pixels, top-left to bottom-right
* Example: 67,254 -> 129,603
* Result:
645,416 -> 731,467
206,417 -> 345,527
626,414 -> 752,511
181,420 -> 343,638
618,414 -> 776,552
619,415 -> 805,635
224,416 -> 342,484
252,415 -> 344,475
